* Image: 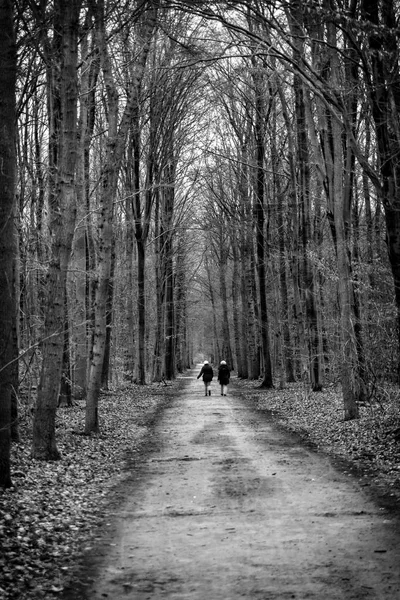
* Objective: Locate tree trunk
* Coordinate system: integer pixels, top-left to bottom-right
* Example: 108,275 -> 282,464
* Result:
247,243 -> 261,379
332,111 -> 360,419
206,257 -> 221,361
152,189 -> 165,382
231,232 -> 241,373
0,0 -> 16,487
239,238 -> 250,379
253,82 -> 273,388
164,164 -> 176,380
164,248 -> 175,380
32,0 -> 81,458
218,233 -> 233,366
272,88 -> 296,383
129,12 -> 159,385
58,293 -> 73,407
124,186 -> 136,375
72,21 -> 99,398
245,12 -> 273,386
136,238 -> 147,384
101,235 -> 115,388
288,0 -> 322,391
238,148 -> 251,379
175,236 -> 186,374
277,193 -> 295,383
85,0 -> 120,432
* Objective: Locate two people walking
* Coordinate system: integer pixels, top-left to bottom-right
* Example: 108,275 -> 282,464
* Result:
197,360 -> 230,396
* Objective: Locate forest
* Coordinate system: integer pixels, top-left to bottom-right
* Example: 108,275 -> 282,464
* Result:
1,0 -> 400,490
2,0 -> 400,595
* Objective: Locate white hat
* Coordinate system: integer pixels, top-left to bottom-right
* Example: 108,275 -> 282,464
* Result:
220,360 -> 226,365
204,360 -> 208,364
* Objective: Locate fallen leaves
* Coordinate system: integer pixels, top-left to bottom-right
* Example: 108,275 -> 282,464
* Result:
0,383 -> 172,600
236,379 -> 400,500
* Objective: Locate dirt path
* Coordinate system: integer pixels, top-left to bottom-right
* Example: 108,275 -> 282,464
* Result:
79,368 -> 400,599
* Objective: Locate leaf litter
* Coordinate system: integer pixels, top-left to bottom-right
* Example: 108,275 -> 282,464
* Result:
0,383 -> 172,600
236,379 -> 400,502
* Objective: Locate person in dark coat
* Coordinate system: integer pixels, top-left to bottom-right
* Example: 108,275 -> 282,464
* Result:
217,360 -> 230,396
197,360 -> 214,396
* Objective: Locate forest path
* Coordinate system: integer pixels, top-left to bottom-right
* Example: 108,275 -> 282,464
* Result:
81,368 -> 400,599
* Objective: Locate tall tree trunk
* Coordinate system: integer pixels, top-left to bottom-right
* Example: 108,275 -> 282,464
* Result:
85,0 -> 122,431
277,191 -> 295,383
333,150 -> 360,418
206,257 -> 220,362
175,236 -> 186,374
164,250 -> 175,380
231,231 -> 241,373
163,160 -> 176,380
272,89 -> 296,383
253,80 -> 273,388
129,12 -> 158,385
280,83 -> 307,380
124,163 -> 136,375
239,236 -> 250,379
247,243 -> 261,379
152,188 -> 165,382
343,17 -> 367,399
328,11 -> 360,419
0,0 -> 16,487
136,237 -> 147,384
32,0 -> 81,458
297,88 -> 321,391
288,0 -> 322,390
238,149 -> 251,379
101,235 -> 115,388
363,118 -> 375,288
72,20 -> 98,398
59,292 -> 72,407
218,231 -> 233,366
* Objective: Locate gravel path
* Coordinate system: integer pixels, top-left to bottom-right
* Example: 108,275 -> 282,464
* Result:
71,368 -> 400,599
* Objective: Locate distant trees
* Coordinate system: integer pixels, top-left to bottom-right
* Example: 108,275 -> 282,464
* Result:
361,0 -> 400,382
191,0 -> 399,416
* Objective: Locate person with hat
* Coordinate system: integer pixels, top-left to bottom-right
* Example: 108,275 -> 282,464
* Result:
197,360 -> 214,396
217,360 -> 230,396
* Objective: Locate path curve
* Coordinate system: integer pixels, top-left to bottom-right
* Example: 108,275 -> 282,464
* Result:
82,368 -> 400,599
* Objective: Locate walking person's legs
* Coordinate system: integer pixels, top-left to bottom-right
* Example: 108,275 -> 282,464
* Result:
222,384 -> 228,396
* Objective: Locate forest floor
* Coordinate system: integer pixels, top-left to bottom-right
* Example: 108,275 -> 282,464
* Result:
1,370 -> 400,599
